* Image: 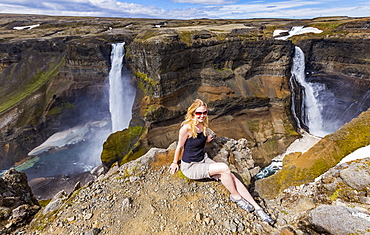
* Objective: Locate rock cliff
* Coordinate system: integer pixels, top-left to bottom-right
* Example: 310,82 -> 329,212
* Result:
0,36 -> 114,168
0,14 -> 303,170
126,28 -> 298,167
1,15 -> 369,171
0,15 -> 370,234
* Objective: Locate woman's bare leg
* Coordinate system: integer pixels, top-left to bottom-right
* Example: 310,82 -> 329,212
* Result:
208,162 -> 240,198
209,162 -> 261,209
230,173 -> 261,210
209,162 -> 275,224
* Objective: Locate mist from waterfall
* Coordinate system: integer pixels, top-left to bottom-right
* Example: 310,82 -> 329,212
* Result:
1,42 -> 137,179
109,42 -> 136,132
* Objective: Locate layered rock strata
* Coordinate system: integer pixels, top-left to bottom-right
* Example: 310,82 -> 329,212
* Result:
0,37 -> 114,168
126,29 -> 298,167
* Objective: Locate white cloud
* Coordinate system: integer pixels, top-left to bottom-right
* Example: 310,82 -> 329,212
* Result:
173,0 -> 237,4
202,0 -> 370,19
0,0 -> 368,19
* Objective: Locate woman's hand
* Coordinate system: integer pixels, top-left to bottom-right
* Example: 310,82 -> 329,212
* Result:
168,162 -> 179,174
207,134 -> 215,142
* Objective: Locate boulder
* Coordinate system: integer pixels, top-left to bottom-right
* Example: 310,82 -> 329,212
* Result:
0,169 -> 40,233
309,205 -> 370,235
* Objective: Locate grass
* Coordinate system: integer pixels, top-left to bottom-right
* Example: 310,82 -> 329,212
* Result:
178,31 -> 193,46
101,126 -> 147,167
136,71 -> 159,95
246,119 -> 260,133
0,54 -> 65,115
46,102 -> 74,116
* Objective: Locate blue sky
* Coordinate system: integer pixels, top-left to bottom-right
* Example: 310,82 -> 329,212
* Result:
0,0 -> 369,19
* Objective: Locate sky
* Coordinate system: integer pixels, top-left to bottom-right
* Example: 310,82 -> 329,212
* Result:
0,0 -> 369,20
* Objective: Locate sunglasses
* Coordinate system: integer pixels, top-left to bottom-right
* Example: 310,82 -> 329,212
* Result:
194,111 -> 208,116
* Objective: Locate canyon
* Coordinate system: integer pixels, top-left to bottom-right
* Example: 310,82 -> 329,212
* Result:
0,14 -> 370,234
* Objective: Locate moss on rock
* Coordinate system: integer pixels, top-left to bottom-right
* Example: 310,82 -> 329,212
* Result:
100,126 -> 148,168
0,53 -> 65,115
255,108 -> 370,199
136,71 -> 159,95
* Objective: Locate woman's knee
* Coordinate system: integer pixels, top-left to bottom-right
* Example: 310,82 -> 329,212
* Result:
212,162 -> 231,174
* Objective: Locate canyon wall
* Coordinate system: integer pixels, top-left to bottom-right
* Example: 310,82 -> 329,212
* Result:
125,29 -> 298,167
0,37 -> 114,168
1,15 -> 369,171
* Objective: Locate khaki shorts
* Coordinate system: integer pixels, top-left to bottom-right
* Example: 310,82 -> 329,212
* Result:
181,154 -> 217,180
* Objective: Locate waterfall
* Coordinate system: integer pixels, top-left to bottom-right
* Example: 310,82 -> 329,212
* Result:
257,27 -> 370,180
290,46 -> 370,137
109,42 -> 136,132
2,43 -> 137,179
291,46 -> 327,137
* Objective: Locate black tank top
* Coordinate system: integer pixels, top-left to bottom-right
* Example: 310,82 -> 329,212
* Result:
182,132 -> 207,163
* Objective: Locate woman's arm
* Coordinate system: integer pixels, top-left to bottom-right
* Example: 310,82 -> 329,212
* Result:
169,125 -> 189,174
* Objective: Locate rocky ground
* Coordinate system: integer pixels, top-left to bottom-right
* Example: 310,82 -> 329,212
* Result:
16,148 -> 280,235
7,140 -> 369,235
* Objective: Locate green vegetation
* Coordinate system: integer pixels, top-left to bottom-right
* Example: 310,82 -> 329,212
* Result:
46,102 -> 74,116
30,187 -> 86,232
144,104 -> 160,117
284,119 -> 300,137
258,109 -> 370,199
280,210 -> 289,215
263,138 -> 279,154
176,170 -> 193,183
101,126 -> 148,168
215,32 -> 228,41
136,71 -> 158,95
246,119 -> 260,132
178,31 -> 193,46
290,20 -> 353,43
38,199 -> 52,207
0,54 -> 65,115
135,29 -> 159,42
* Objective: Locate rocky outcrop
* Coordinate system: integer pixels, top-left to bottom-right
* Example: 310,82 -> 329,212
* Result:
14,138 -> 370,234
0,169 -> 40,233
255,108 -> 370,199
101,126 -> 147,168
18,141 -> 271,235
275,157 -> 370,234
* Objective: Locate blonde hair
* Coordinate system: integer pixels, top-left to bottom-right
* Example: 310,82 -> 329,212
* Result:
182,99 -> 209,138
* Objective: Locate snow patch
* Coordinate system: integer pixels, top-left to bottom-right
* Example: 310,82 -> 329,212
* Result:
339,145 -> 370,164
28,121 -> 108,156
13,24 -> 40,30
274,26 -> 323,40
274,131 -> 322,161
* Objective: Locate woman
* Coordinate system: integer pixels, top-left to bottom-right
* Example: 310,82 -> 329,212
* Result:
168,99 -> 274,225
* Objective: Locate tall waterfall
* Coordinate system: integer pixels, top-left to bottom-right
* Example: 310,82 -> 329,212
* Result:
290,46 -> 370,137
109,42 -> 136,132
1,42 -> 137,179
290,46 -> 327,137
